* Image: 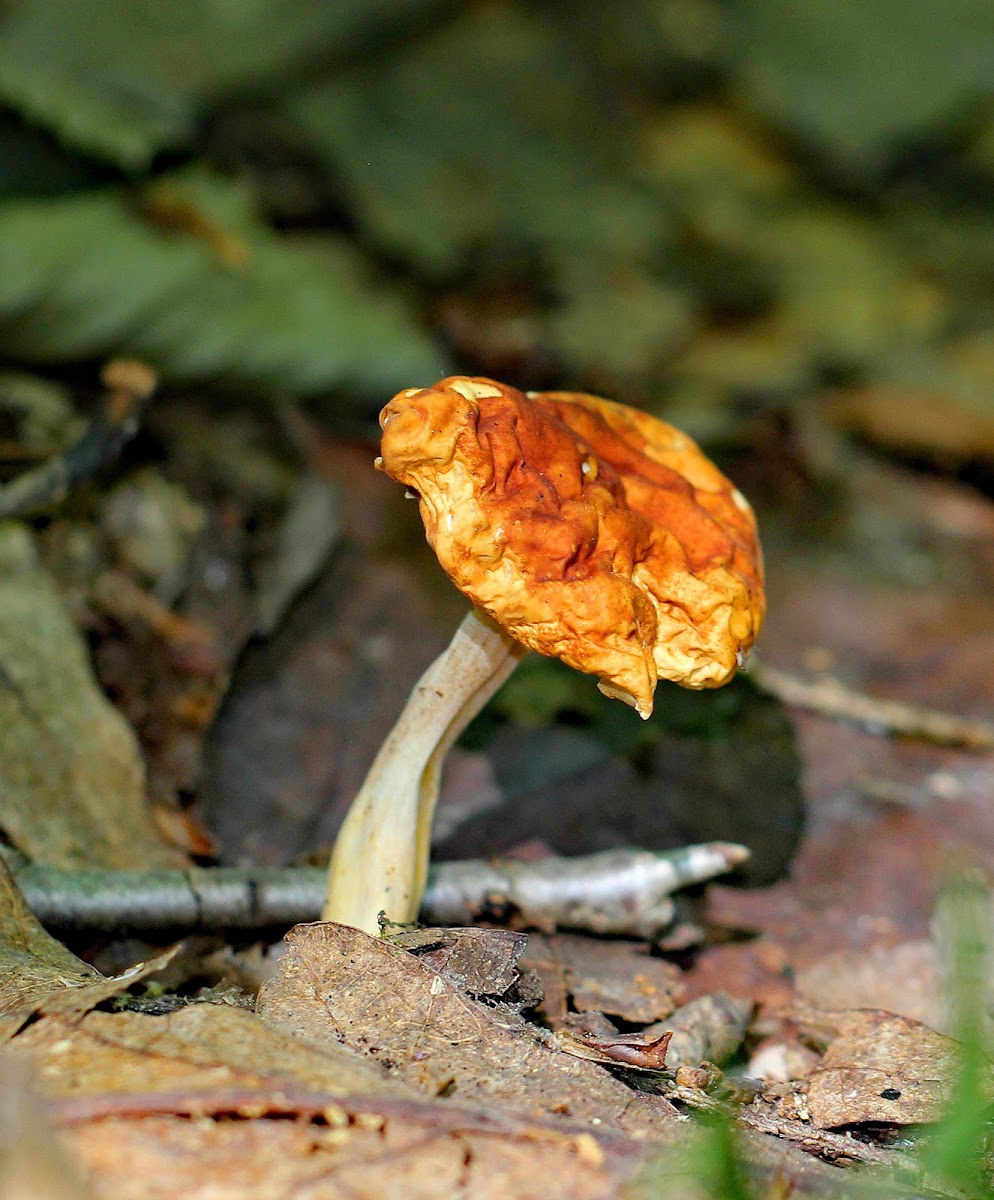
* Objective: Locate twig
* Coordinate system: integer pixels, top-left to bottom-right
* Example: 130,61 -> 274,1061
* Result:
425,843 -> 749,939
0,360 -> 156,519
11,843 -> 748,938
749,658 -> 994,751
739,1106 -> 921,1173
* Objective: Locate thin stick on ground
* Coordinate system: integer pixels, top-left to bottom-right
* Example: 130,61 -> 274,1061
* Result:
749,658 -> 994,751
0,360 -> 157,520
10,842 -> 748,939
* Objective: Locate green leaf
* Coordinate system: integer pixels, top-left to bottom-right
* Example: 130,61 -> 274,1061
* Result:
284,5 -> 668,278
0,0 -> 449,170
0,170 -> 446,401
732,0 -> 994,172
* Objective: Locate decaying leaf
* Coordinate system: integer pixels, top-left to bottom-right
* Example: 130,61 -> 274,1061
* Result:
549,1028 -> 672,1072
257,921 -> 679,1136
6,1001 -> 655,1200
0,1058 -> 95,1200
826,360 -> 994,465
0,859 -> 100,1024
795,941 -> 946,1032
7,1003 -> 408,1103
0,858 -> 180,1030
57,1099 -> 643,1200
0,524 -> 181,870
520,933 -> 684,1027
804,1010 -> 959,1128
644,993 -> 753,1070
391,927 -> 528,997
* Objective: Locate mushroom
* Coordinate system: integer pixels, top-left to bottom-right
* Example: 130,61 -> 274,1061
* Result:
323,376 -> 765,933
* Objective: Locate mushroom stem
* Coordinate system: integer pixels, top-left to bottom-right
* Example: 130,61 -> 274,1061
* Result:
323,607 -> 525,933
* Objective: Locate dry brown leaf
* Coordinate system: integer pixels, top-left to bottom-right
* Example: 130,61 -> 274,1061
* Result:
0,860 -> 100,1024
804,1009 -> 958,1128
521,933 -> 684,1026
550,1029 -> 673,1071
257,922 -> 680,1136
7,1003 -> 409,1102
0,525 -> 183,869
0,859 -> 180,1030
644,993 -> 753,1069
826,383 -> 994,462
0,1056 -> 96,1200
59,1105 -> 640,1200
4,997 -> 656,1199
392,926 -> 528,996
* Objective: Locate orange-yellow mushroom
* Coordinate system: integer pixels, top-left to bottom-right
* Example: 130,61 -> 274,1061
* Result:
323,377 -> 764,933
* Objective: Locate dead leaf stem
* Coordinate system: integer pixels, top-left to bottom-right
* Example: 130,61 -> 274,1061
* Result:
750,658 -> 994,750
0,359 -> 155,520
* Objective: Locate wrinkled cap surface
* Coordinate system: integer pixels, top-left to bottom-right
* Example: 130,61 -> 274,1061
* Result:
378,376 -> 765,717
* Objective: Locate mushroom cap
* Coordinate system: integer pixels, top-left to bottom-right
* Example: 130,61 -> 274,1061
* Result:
378,376 -> 765,718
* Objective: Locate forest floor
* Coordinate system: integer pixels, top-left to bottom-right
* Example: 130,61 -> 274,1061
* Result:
0,388 -> 992,1200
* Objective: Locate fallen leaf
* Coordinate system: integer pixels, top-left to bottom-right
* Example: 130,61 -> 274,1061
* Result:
827,380 -> 994,463
804,1010 -> 958,1128
550,1029 -> 672,1072
796,941 -> 946,1032
58,1103 -> 643,1200
0,857 -> 179,1029
7,1004 -> 406,1103
644,994 -> 753,1070
257,922 -> 679,1136
0,1057 -> 95,1200
0,524 -> 182,869
392,927 -> 528,997
520,933 -> 683,1025
0,859 -> 99,1023
7,1001 -> 657,1200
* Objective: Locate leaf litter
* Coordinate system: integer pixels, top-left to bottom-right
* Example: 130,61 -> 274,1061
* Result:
256,921 -> 680,1137
0,887 -> 671,1198
1,382 -> 991,1197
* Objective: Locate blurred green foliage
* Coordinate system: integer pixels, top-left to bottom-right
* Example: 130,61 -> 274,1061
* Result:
492,653 -> 759,758
0,168 -> 444,397
921,877 -> 994,1197
0,0 -> 990,427
0,0 -> 449,169
284,5 -> 667,277
733,0 -> 994,173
